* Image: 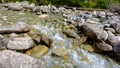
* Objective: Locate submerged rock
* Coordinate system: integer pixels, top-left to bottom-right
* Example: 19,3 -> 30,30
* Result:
26,45 -> 48,59
81,24 -> 108,41
63,25 -> 79,39
52,46 -> 69,57
63,29 -> 79,39
0,50 -> 46,68
79,36 -> 87,44
7,37 -> 34,50
80,44 -> 94,52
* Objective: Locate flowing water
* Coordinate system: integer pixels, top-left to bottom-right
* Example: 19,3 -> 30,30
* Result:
0,7 -> 120,68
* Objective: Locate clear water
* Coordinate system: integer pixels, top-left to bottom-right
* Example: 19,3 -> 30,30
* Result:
0,7 -> 120,68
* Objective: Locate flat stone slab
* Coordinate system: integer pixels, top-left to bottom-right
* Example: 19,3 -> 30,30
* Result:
0,23 -> 30,34
7,37 -> 34,50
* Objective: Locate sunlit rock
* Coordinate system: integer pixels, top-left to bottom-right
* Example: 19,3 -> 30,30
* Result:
52,46 -> 69,57
0,50 -> 46,68
7,37 -> 34,50
26,45 -> 48,59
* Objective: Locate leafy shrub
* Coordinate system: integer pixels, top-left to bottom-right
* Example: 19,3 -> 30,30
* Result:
95,0 -> 108,8
2,0 -> 119,9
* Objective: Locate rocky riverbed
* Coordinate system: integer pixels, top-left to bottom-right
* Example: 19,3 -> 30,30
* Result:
0,1 -> 120,68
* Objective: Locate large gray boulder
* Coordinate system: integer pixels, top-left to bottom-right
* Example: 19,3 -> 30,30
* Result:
7,37 -> 34,50
0,50 -> 46,68
81,24 -> 108,41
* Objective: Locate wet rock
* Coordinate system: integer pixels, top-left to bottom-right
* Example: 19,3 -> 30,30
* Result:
98,12 -> 106,18
104,28 -> 115,33
0,34 -> 4,40
95,41 -> 113,52
0,23 -> 30,34
41,34 -> 51,47
0,39 -> 10,46
80,44 -> 94,52
29,33 -> 41,44
108,5 -> 120,14
9,33 -> 19,38
66,20 -> 76,25
107,31 -> 115,37
7,37 -> 34,50
111,22 -> 120,33
79,36 -> 87,44
36,11 -> 42,15
32,5 -> 56,14
113,42 -> 120,59
32,6 -> 41,12
63,29 -> 79,39
72,40 -> 80,49
20,1 -> 29,8
38,14 -> 49,18
84,12 -> 93,19
26,45 -> 48,59
107,36 -> 120,46
86,18 -> 99,24
31,6 -> 42,14
106,12 -> 114,16
92,11 -> 97,16
104,24 -> 111,28
0,35 -> 5,48
103,19 -> 119,25
0,50 -> 46,68
81,24 -> 108,41
52,46 -> 69,57
24,33 -> 30,37
7,3 -> 23,11
63,25 -> 79,39
33,36 -> 41,44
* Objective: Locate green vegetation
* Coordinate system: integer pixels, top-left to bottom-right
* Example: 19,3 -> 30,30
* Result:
3,0 -> 120,9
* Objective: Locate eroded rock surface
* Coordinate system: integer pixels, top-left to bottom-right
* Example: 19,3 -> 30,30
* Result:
0,50 -> 46,68
0,23 -> 30,34
7,37 -> 34,50
81,24 -> 108,41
